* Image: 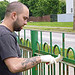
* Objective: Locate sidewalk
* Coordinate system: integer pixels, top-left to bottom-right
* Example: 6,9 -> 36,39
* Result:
26,25 -> 73,29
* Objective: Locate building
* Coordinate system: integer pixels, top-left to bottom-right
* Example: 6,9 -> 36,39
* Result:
57,0 -> 74,22
66,0 -> 73,14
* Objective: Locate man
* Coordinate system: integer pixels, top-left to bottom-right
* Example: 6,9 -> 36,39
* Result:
0,1 -> 59,75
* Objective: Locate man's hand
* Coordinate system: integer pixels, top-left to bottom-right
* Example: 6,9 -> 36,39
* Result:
40,54 -> 63,65
40,55 -> 56,64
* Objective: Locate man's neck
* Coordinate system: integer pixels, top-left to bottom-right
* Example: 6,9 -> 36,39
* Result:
1,20 -> 13,32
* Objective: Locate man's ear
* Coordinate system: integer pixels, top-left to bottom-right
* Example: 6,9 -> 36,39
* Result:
11,12 -> 17,20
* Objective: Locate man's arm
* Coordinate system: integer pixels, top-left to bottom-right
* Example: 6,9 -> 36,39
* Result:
4,55 -> 59,73
4,56 -> 41,73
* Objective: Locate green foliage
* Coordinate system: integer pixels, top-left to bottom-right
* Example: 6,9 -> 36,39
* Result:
0,1 -> 9,20
19,0 -> 29,7
47,0 -> 59,14
19,0 -> 59,17
58,1 -> 66,14
0,0 -> 66,20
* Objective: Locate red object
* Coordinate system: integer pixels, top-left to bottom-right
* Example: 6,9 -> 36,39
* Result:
46,62 -> 49,64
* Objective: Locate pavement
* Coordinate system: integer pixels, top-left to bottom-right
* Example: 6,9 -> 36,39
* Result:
25,25 -> 73,29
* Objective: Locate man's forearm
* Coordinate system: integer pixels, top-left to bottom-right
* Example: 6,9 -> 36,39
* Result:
4,56 -> 41,73
5,54 -> 59,73
21,56 -> 41,71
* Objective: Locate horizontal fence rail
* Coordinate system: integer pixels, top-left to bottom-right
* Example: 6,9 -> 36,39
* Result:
16,29 -> 75,75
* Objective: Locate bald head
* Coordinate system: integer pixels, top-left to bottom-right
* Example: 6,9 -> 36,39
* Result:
5,1 -> 28,17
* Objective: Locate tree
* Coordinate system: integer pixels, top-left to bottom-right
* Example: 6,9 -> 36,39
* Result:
19,0 -> 64,17
19,0 -> 29,7
28,0 -> 48,17
29,0 -> 59,16
0,1 -> 9,20
58,1 -> 66,14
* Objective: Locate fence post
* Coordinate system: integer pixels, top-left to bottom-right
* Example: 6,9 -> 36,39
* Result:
62,33 -> 65,75
31,30 -> 38,75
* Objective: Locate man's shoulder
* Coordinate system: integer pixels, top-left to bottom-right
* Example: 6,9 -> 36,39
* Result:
0,25 -> 17,41
0,25 -> 12,36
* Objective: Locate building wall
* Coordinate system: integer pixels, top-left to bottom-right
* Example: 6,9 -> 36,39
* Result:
28,15 -> 50,22
57,13 -> 73,22
57,0 -> 74,22
66,0 -> 73,13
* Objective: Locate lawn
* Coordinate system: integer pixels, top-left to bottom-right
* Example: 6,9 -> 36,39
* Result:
24,22 -> 75,32
27,22 -> 73,27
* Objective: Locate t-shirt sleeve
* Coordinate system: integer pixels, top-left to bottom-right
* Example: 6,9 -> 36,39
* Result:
0,34 -> 18,60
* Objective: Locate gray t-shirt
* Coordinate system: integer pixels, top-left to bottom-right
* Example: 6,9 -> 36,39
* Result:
0,25 -> 22,75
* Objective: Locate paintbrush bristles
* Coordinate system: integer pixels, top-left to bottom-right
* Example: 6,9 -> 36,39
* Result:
55,54 -> 63,63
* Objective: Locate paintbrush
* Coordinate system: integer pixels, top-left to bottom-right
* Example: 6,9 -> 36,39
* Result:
46,54 -> 63,64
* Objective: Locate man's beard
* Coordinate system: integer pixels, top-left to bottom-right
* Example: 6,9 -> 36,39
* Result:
13,20 -> 22,31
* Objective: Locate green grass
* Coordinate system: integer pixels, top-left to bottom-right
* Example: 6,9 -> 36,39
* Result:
24,26 -> 75,33
28,22 -> 73,27
25,22 -> 75,32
